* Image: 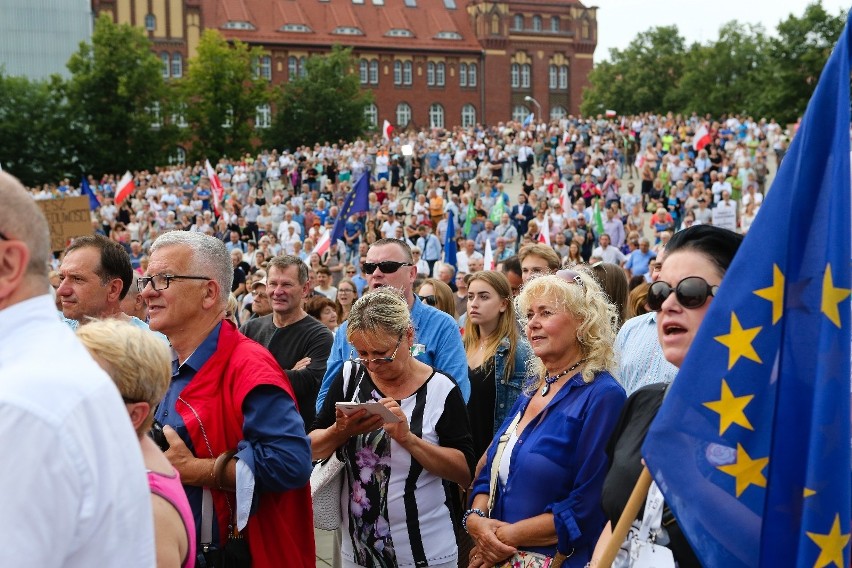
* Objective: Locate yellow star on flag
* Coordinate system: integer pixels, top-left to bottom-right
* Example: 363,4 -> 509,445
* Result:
715,313 -> 763,370
717,443 -> 768,497
804,488 -> 817,498
806,514 -> 850,568
754,264 -> 785,324
703,379 -> 754,436
821,264 -> 851,328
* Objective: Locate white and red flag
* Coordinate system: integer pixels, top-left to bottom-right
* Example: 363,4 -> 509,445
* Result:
114,171 -> 135,205
382,120 -> 394,142
205,159 -> 224,217
538,213 -> 551,246
692,124 -> 711,151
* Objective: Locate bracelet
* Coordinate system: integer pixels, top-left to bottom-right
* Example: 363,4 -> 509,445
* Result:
462,508 -> 487,534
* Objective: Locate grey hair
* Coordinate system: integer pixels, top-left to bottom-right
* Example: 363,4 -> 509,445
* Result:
150,231 -> 232,307
0,173 -> 51,281
346,288 -> 413,342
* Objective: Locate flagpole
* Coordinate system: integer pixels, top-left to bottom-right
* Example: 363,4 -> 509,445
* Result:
592,467 -> 652,567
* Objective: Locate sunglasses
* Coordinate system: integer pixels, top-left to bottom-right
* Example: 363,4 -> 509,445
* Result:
647,276 -> 718,311
362,261 -> 413,275
420,295 -> 437,306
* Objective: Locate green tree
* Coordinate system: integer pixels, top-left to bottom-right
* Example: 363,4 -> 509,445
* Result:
66,14 -> 176,176
674,22 -> 772,117
264,45 -> 373,150
180,30 -> 270,161
0,73 -> 74,186
760,1 -> 846,123
581,26 -> 687,115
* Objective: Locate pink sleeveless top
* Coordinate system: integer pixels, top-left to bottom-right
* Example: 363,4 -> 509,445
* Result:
147,468 -> 197,568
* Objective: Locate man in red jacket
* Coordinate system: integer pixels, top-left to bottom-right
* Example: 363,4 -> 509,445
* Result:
142,231 -> 314,568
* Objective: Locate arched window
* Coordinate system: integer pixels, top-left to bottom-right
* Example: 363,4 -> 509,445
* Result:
255,104 -> 271,129
369,60 -> 379,85
299,57 -> 307,78
512,105 -> 530,123
359,59 -> 369,85
532,15 -> 542,31
436,62 -> 445,86
520,64 -> 531,88
559,65 -> 569,89
394,61 -> 402,85
403,61 -> 413,85
459,63 -> 468,87
468,63 -> 477,87
461,104 -> 476,127
551,16 -> 560,32
160,52 -> 170,79
550,106 -> 568,121
429,103 -> 444,129
256,55 -> 271,80
549,65 -> 557,89
288,56 -> 298,81
171,103 -> 188,128
364,103 -> 378,127
145,14 -> 156,32
427,62 -> 435,86
513,14 -> 523,30
171,53 -> 183,78
510,63 -> 519,88
396,103 -> 412,127
490,14 -> 499,35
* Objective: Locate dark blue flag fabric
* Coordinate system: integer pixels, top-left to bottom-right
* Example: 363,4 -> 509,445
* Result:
444,211 -> 457,268
330,173 -> 370,244
81,175 -> 100,211
642,16 -> 852,568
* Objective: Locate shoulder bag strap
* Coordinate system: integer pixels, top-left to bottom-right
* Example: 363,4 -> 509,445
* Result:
487,411 -> 522,516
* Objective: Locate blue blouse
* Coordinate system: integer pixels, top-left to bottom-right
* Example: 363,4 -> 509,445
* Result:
471,370 -> 626,566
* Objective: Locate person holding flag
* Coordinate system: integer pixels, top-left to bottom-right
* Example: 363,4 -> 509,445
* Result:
316,173 -> 370,257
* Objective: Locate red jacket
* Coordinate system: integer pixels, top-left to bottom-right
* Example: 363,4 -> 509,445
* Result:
178,321 -> 314,568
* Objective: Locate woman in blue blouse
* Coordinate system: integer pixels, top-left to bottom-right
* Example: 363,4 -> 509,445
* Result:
465,270 -> 626,568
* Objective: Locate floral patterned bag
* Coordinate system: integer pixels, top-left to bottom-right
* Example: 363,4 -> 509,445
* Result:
495,550 -> 562,568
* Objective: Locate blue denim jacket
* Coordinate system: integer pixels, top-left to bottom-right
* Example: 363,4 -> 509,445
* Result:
493,337 -> 532,432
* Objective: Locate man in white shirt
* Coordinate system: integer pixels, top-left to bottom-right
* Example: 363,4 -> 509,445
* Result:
591,234 -> 626,265
0,172 -> 155,566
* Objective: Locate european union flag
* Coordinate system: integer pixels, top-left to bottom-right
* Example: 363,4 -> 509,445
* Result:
330,173 -> 370,244
642,17 -> 852,568
444,211 -> 457,268
80,175 -> 100,211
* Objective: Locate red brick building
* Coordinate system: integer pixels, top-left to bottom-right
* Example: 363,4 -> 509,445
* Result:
92,0 -> 597,129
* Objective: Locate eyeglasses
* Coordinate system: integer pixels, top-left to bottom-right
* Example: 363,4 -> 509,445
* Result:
352,334 -> 404,365
137,273 -> 211,292
338,288 -> 356,294
362,261 -> 413,275
647,276 -> 718,312
420,295 -> 437,306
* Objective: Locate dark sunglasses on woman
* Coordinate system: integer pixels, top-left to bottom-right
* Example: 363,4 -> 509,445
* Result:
647,276 -> 718,311
420,295 -> 437,306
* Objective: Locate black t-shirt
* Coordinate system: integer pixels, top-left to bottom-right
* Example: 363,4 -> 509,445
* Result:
601,384 -> 701,568
232,267 -> 246,292
468,361 -> 496,460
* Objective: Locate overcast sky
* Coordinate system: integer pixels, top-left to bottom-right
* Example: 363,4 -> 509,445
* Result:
592,0 -> 850,62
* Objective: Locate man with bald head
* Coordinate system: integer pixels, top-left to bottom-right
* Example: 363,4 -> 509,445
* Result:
0,172 -> 155,565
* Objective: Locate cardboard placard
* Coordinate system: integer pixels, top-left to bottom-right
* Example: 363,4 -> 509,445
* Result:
37,196 -> 92,251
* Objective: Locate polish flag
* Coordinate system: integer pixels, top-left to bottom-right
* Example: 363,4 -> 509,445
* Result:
693,124 -> 711,151
205,159 -> 224,217
483,238 -> 494,270
560,182 -> 570,211
314,229 -> 331,257
114,171 -> 135,205
382,120 -> 394,142
538,213 -> 551,246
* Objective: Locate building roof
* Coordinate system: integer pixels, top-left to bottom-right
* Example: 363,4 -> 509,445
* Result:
203,0 -> 483,53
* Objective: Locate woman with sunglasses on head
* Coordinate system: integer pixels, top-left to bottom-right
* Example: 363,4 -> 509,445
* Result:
335,277 -> 360,323
463,271 -> 531,464
466,270 -> 626,568
417,278 -> 456,320
593,225 -> 743,567
311,289 -> 475,568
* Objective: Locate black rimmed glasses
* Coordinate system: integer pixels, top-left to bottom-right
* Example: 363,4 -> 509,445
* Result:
352,334 -> 404,365
420,295 -> 437,306
362,261 -> 413,275
647,276 -> 718,312
137,273 -> 211,293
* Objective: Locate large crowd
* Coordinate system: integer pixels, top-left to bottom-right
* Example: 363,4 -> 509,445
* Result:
2,113 -> 786,568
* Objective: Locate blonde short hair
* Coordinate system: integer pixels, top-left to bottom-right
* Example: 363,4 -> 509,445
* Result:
76,319 -> 171,434
516,271 -> 617,388
347,288 -> 412,342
